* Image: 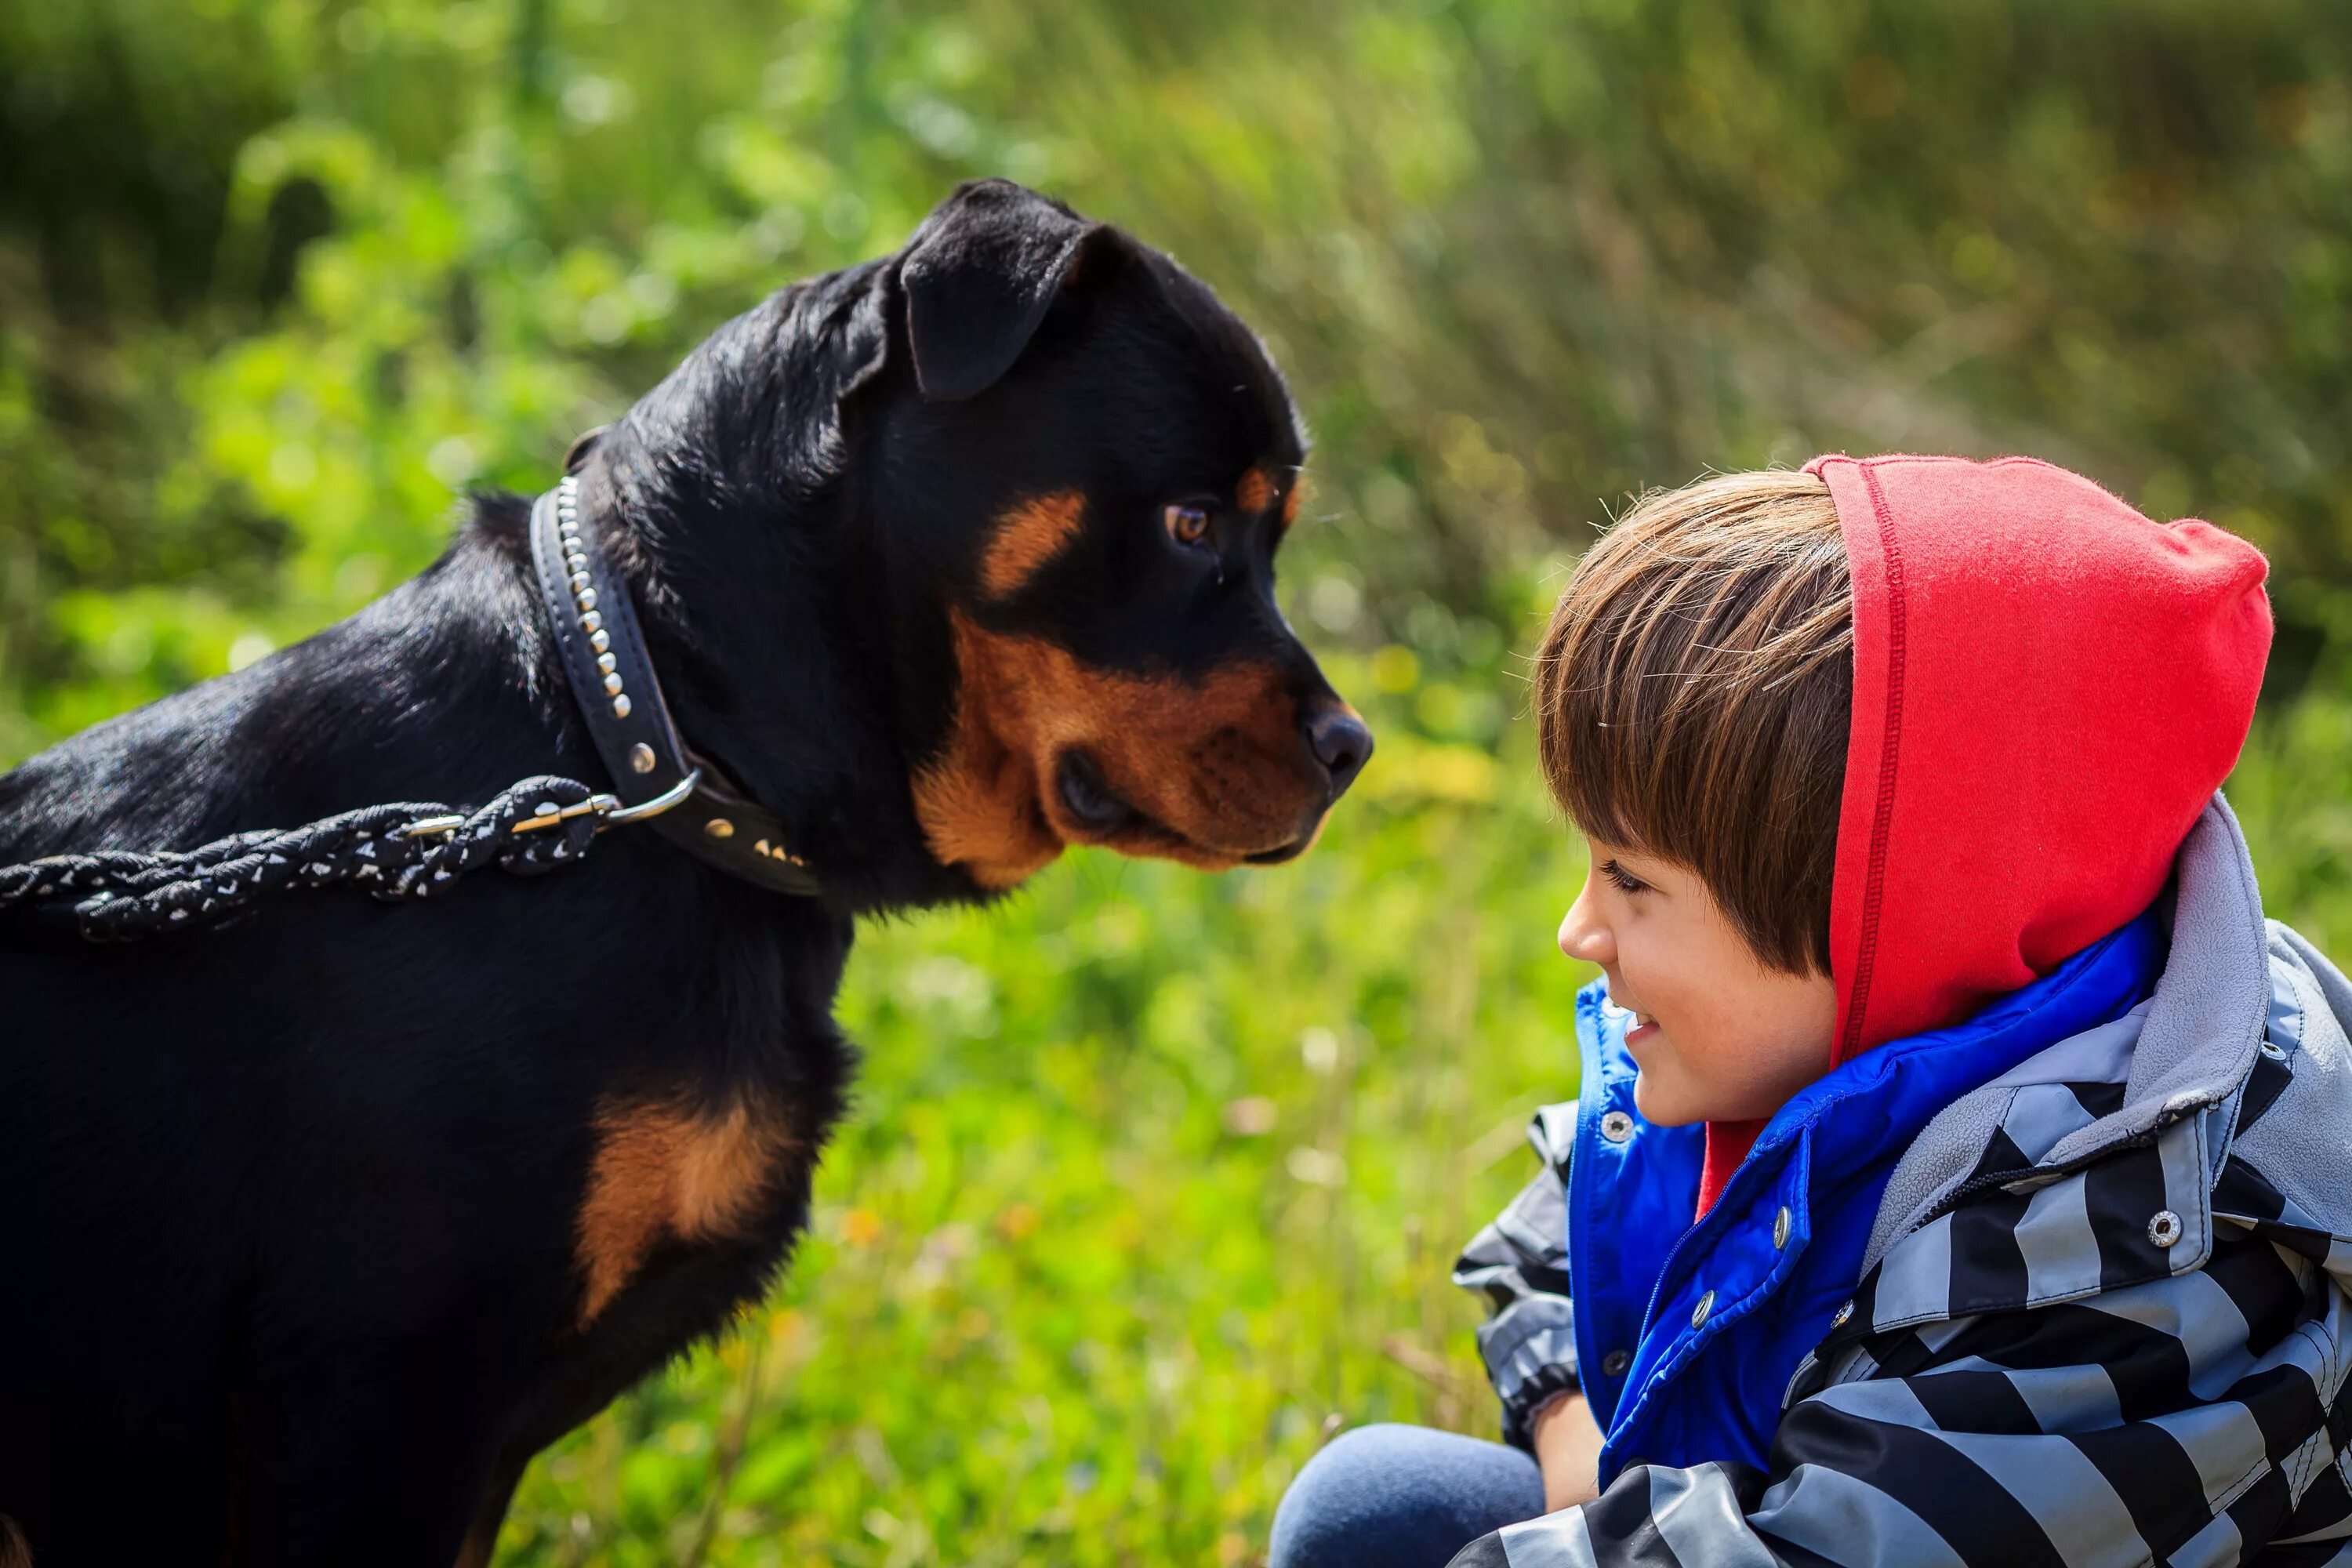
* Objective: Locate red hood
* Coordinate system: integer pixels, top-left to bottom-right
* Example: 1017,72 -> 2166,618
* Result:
1695,455 -> 2271,1216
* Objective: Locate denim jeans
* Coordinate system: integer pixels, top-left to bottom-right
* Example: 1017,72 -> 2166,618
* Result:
1268,1424 -> 1545,1568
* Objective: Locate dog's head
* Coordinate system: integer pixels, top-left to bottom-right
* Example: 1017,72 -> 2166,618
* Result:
861,181 -> 1372,891
607,180 -> 1370,894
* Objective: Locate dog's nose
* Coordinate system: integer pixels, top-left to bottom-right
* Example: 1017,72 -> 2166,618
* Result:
1305,706 -> 1374,797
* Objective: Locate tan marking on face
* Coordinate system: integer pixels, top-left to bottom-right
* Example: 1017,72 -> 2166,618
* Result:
911,608 -> 1327,888
1281,473 -> 1308,531
1236,466 -> 1276,516
979,491 -> 1086,601
575,1098 -> 797,1327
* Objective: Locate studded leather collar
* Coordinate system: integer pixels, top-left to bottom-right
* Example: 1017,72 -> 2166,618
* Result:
526,453 -> 822,899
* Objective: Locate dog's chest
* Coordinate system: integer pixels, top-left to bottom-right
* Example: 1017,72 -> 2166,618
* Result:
572,1094 -> 809,1326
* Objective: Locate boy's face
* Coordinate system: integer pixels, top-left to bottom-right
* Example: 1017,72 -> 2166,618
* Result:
1559,837 -> 1838,1127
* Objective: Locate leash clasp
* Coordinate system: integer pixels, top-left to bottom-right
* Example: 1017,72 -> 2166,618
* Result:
395,768 -> 698,843
598,767 -> 701,828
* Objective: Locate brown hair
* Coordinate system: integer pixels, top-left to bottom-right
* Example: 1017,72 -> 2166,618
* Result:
1534,470 -> 1853,975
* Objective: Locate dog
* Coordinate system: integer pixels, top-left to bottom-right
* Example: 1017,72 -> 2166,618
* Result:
0,179 -> 1369,1566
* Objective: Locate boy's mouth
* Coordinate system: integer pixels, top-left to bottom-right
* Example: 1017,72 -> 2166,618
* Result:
1626,1011 -> 1659,1045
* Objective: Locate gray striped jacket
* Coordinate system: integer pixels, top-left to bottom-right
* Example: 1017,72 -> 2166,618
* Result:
1453,804 -> 2352,1566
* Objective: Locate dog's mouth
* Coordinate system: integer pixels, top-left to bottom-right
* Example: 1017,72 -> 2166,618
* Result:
1053,750 -> 1316,866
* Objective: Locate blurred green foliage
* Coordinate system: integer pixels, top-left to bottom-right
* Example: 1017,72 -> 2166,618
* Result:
5,0 -> 2352,1562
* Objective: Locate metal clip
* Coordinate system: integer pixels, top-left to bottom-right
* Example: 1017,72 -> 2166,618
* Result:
394,814 -> 468,840
601,768 -> 701,827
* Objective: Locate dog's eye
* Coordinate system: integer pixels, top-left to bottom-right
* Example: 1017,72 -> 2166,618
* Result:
1163,503 -> 1212,549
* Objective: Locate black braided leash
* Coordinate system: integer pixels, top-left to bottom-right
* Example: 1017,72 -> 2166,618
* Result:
0,775 -> 616,942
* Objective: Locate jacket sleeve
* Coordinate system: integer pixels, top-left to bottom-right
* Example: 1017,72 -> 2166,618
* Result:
1453,1104 -> 1581,1450
1448,1224 -> 2352,1566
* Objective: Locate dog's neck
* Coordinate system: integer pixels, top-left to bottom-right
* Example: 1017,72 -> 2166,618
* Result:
545,441 -> 978,916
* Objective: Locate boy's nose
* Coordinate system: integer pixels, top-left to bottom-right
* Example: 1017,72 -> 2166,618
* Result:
1559,902 -> 1613,966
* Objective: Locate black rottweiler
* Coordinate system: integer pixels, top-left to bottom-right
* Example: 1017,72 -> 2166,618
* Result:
0,180 -> 1368,1566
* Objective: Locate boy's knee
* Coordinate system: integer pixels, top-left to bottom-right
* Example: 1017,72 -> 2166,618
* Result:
1270,1427 -> 1413,1567
1270,1425 -> 1541,1568
1277,1424 -> 1417,1519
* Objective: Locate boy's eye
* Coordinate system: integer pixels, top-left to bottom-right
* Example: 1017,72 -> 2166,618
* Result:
1163,503 -> 1213,549
1600,858 -> 1650,895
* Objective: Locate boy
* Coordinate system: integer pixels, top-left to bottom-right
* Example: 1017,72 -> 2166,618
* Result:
1270,456 -> 2352,1568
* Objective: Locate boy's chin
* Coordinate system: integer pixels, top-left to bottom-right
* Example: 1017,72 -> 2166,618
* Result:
1630,1074 -> 1704,1127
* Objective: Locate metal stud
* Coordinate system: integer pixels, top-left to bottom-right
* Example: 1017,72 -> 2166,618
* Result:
2148,1209 -> 2183,1248
590,630 -> 611,654
1773,1206 -> 1792,1250
596,652 -> 619,675
1599,1110 -> 1635,1144
630,743 -> 656,774
705,817 -> 735,839
577,590 -> 598,612
1831,1300 -> 1854,1328
2260,1038 -> 2287,1061
1690,1289 -> 1715,1329
1600,1348 -> 1632,1378
611,694 -> 631,717
569,572 -> 593,596
603,673 -> 624,695
580,612 -> 604,633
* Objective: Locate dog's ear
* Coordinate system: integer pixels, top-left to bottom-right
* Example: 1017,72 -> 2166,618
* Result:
898,180 -> 1105,402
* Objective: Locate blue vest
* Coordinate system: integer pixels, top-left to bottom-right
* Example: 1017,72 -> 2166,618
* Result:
1569,912 -> 2164,1483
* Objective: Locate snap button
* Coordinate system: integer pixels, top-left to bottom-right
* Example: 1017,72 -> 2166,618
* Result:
1772,1206 -> 1792,1250
1600,1348 -> 1631,1378
2260,1038 -> 2287,1061
1831,1299 -> 1853,1328
2148,1209 -> 2183,1248
1690,1289 -> 1715,1328
1599,1110 -> 1635,1144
